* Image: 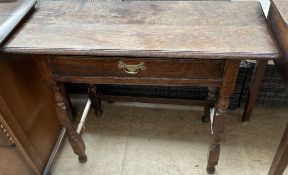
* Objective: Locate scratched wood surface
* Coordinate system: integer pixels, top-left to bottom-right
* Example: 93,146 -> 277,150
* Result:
272,0 -> 288,26
4,1 -> 279,59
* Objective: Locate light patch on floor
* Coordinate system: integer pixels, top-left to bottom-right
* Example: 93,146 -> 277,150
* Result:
51,101 -> 288,175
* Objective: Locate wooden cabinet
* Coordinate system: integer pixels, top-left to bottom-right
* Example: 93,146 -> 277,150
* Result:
0,56 -> 62,175
0,120 -> 34,175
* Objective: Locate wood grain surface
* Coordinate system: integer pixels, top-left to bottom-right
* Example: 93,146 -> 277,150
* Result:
272,0 -> 288,26
3,1 -> 279,59
0,56 -> 62,174
51,57 -> 224,79
0,146 -> 33,174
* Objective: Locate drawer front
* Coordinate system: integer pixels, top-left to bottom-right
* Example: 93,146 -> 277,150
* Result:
51,57 -> 224,79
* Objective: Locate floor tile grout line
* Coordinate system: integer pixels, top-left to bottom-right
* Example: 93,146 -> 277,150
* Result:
120,107 -> 133,175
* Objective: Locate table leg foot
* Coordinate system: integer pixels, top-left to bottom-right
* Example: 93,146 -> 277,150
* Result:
95,108 -> 103,117
202,115 -> 209,122
207,142 -> 220,174
68,132 -> 87,163
78,155 -> 88,163
206,166 -> 215,174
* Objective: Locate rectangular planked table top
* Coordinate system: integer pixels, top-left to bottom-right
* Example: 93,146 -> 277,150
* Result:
2,1 -> 280,59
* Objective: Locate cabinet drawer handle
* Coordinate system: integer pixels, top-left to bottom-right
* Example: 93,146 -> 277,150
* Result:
118,61 -> 145,74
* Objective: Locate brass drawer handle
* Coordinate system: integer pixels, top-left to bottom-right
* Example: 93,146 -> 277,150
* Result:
118,61 -> 145,74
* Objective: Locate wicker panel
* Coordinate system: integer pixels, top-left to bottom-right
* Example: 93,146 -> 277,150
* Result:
240,63 -> 288,106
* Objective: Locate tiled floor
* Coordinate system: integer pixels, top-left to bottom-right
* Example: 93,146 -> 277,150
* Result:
51,100 -> 288,175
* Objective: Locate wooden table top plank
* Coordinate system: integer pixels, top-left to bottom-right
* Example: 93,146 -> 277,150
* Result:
3,1 -> 279,59
30,1 -> 266,26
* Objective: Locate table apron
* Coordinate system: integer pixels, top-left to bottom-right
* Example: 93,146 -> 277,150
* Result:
49,56 -> 224,87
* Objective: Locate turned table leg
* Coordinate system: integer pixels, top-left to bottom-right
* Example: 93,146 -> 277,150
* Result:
203,87 -> 217,122
242,60 -> 268,122
88,85 -> 103,116
37,58 -> 87,162
206,60 -> 240,174
60,84 -> 76,118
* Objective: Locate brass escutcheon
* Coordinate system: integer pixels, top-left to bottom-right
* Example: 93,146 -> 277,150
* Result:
118,61 -> 145,74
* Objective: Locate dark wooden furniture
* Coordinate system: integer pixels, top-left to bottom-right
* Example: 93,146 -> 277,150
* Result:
242,0 -> 287,123
1,1 -> 279,174
0,1 -> 62,175
266,0 -> 288,174
0,119 -> 32,175
242,59 -> 268,122
0,57 -> 62,175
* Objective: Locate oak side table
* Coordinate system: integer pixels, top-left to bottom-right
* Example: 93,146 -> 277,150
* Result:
1,1 -> 279,173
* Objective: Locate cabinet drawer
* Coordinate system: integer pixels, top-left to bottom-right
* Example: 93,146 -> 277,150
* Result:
51,57 -> 224,79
